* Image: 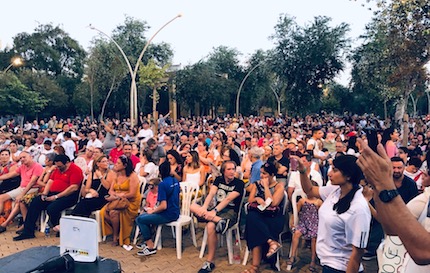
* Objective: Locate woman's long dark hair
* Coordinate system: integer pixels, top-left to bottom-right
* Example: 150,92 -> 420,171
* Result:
332,155 -> 362,214
118,155 -> 133,177
381,127 -> 395,146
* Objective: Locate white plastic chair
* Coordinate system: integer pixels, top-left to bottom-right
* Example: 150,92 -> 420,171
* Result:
199,188 -> 246,264
286,189 -> 307,270
152,182 -> 198,259
242,191 -> 289,265
131,180 -> 148,245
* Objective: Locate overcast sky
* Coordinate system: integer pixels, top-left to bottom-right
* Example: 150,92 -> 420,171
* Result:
1,0 -> 376,83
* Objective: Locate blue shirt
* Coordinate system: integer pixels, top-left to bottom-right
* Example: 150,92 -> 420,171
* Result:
250,159 -> 263,184
157,176 -> 180,221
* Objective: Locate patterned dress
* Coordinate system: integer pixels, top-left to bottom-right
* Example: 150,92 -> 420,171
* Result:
296,201 -> 319,240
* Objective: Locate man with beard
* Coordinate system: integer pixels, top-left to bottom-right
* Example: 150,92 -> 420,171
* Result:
123,143 -> 139,168
109,137 -> 124,164
391,157 -> 419,203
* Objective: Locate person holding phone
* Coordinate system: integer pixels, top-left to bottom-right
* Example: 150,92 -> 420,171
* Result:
296,154 -> 371,273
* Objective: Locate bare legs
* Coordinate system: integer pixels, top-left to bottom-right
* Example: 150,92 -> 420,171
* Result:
105,210 -> 120,245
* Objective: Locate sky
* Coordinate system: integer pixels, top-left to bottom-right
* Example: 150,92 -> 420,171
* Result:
1,0 -> 376,83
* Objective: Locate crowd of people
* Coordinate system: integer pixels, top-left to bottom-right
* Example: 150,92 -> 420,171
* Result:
0,113 -> 429,273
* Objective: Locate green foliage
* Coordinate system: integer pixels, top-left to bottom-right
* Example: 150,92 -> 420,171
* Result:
12,23 -> 86,115
175,46 -> 242,115
0,73 -> 48,116
350,0 -> 430,123
271,15 -> 350,115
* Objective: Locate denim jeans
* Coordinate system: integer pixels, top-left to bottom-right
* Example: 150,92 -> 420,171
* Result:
135,213 -> 171,241
322,266 -> 363,273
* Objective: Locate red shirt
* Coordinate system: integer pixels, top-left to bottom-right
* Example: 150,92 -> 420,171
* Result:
49,163 -> 83,193
109,148 -> 124,164
130,155 -> 139,168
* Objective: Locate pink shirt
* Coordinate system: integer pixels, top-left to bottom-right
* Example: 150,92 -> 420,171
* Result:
16,162 -> 44,188
146,191 -> 158,209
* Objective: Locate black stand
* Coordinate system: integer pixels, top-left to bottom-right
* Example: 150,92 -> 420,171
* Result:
0,246 -> 121,273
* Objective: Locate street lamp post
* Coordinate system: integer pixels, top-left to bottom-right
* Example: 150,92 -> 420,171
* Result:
89,13 -> 182,127
3,57 -> 23,73
130,13 -> 182,127
235,63 -> 262,117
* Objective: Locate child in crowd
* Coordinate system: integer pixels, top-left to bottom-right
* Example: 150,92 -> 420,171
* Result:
144,178 -> 160,212
288,182 -> 322,272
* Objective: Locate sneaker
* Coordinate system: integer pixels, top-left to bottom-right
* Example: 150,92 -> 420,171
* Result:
137,247 -> 157,256
215,219 -> 230,235
198,261 -> 215,273
0,226 -> 6,234
362,251 -> 376,261
136,243 -> 146,250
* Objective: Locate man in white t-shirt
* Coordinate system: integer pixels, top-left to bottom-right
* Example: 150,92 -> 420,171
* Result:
55,124 -> 77,144
307,127 -> 325,164
288,153 -> 323,201
137,121 -> 154,146
86,130 -> 103,149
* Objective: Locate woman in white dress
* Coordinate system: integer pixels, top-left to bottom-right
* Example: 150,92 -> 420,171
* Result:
182,151 -> 205,188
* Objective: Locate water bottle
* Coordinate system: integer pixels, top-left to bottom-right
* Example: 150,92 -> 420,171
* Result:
232,239 -> 241,264
44,226 -> 50,238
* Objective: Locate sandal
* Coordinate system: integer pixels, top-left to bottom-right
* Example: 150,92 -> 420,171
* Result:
286,257 -> 296,266
241,265 -> 259,273
266,239 -> 282,259
309,260 -> 317,272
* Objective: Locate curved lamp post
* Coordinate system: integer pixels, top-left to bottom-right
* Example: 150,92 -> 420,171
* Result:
3,57 -> 23,73
89,13 -> 182,127
235,62 -> 263,117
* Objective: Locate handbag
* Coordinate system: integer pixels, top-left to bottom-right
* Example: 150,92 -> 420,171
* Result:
106,197 -> 130,211
248,201 -> 280,217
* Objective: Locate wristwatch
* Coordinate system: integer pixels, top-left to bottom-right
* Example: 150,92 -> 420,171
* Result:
379,189 -> 399,203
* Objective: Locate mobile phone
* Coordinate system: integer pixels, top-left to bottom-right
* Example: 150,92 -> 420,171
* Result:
290,158 -> 298,172
365,128 -> 378,153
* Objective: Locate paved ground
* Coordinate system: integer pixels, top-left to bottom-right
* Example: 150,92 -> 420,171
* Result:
0,222 -> 378,273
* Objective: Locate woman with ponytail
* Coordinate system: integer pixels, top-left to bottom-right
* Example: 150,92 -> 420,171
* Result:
295,154 -> 371,273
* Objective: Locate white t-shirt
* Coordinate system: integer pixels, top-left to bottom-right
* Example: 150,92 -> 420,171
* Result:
404,169 -> 423,190
317,185 -> 371,272
55,131 -> 77,144
62,139 -> 76,161
288,170 -> 323,190
87,138 -> 103,148
137,128 -> 154,143
402,188 -> 430,273
134,162 -> 159,184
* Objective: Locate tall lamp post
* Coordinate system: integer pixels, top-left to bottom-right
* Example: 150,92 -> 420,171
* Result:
89,13 -> 182,127
3,57 -> 23,73
235,62 -> 262,117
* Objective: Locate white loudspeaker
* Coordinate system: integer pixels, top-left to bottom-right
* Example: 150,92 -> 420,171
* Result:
60,216 -> 99,262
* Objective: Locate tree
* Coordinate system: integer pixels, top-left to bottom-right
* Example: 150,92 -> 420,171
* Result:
138,59 -> 170,124
176,46 -> 241,116
18,70 -> 68,118
271,15 -> 350,115
0,73 -> 48,117
351,0 -> 430,125
12,23 -> 86,115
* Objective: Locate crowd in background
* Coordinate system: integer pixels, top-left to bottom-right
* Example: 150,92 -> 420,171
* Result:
0,112 -> 429,273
